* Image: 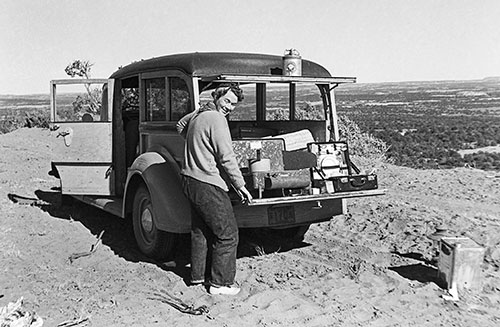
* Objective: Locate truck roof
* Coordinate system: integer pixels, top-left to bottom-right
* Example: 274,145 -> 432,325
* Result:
109,52 -> 332,80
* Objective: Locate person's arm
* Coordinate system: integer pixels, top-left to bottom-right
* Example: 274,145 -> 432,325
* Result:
176,109 -> 198,138
234,185 -> 253,204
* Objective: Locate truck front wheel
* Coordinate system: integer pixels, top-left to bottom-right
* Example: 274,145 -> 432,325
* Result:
132,185 -> 176,260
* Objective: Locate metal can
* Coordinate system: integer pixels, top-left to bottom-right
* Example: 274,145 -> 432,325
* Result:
283,49 -> 302,76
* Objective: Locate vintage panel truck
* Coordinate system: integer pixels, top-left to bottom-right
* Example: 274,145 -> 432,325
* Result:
48,51 -> 385,259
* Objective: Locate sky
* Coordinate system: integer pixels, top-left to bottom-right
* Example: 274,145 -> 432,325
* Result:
1,0 -> 499,95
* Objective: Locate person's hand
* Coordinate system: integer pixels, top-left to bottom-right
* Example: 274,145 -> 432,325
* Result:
237,186 -> 253,204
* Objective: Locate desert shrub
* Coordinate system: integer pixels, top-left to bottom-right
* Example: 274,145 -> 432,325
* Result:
267,108 -> 288,120
0,108 -> 50,134
24,110 -> 50,129
121,88 -> 139,109
56,106 -> 79,122
464,151 -> 500,170
296,102 -> 323,120
265,102 -> 324,121
70,88 -> 103,117
338,115 -> 389,161
0,117 -> 21,134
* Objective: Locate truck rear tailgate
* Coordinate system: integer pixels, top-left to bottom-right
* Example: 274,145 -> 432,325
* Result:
246,189 -> 386,206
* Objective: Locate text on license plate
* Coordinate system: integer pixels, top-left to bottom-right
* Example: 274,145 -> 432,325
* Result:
267,206 -> 295,225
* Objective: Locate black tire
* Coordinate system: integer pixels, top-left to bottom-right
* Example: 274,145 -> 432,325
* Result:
132,185 -> 176,260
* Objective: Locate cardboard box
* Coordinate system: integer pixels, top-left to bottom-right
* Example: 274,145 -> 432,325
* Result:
438,237 -> 485,291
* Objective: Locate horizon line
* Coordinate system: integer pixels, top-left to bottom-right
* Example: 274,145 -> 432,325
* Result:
1,76 -> 499,97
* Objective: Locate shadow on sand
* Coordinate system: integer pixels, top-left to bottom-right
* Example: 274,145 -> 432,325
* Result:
10,190 -> 310,285
389,251 -> 445,288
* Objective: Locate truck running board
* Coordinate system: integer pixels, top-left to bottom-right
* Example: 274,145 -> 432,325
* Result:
72,195 -> 124,218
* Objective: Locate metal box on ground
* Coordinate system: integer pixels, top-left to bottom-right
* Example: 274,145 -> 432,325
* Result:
437,237 -> 485,291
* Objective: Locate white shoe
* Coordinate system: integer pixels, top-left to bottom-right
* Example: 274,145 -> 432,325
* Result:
209,285 -> 241,295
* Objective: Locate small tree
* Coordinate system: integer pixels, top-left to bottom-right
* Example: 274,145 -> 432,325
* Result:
65,60 -> 102,116
65,60 -> 93,78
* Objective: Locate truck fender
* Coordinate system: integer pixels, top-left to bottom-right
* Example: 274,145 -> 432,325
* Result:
123,151 -> 191,234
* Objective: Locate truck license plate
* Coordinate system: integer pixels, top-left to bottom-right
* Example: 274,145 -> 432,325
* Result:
268,206 -> 295,225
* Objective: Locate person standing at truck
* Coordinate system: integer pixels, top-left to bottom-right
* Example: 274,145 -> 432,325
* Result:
180,83 -> 253,295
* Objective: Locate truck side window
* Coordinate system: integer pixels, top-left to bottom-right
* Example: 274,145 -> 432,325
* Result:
145,78 -> 166,121
170,77 -> 191,121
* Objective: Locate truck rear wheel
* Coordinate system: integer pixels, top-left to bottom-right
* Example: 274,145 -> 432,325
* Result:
132,185 -> 176,260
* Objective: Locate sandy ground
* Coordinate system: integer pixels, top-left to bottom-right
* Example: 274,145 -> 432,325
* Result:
1,128 -> 499,326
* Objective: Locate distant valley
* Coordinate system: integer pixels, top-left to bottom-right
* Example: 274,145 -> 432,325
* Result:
2,78 -> 500,170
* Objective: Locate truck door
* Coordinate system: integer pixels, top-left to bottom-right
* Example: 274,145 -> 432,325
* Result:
49,79 -> 115,196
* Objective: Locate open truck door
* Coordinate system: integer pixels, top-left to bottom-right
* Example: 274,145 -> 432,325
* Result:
49,79 -> 115,196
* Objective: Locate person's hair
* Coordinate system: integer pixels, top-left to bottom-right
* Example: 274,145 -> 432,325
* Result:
211,83 -> 244,102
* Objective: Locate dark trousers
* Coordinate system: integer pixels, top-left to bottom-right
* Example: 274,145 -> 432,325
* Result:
182,175 -> 238,287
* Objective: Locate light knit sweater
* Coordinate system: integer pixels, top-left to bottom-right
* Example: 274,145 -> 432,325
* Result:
181,105 -> 245,191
